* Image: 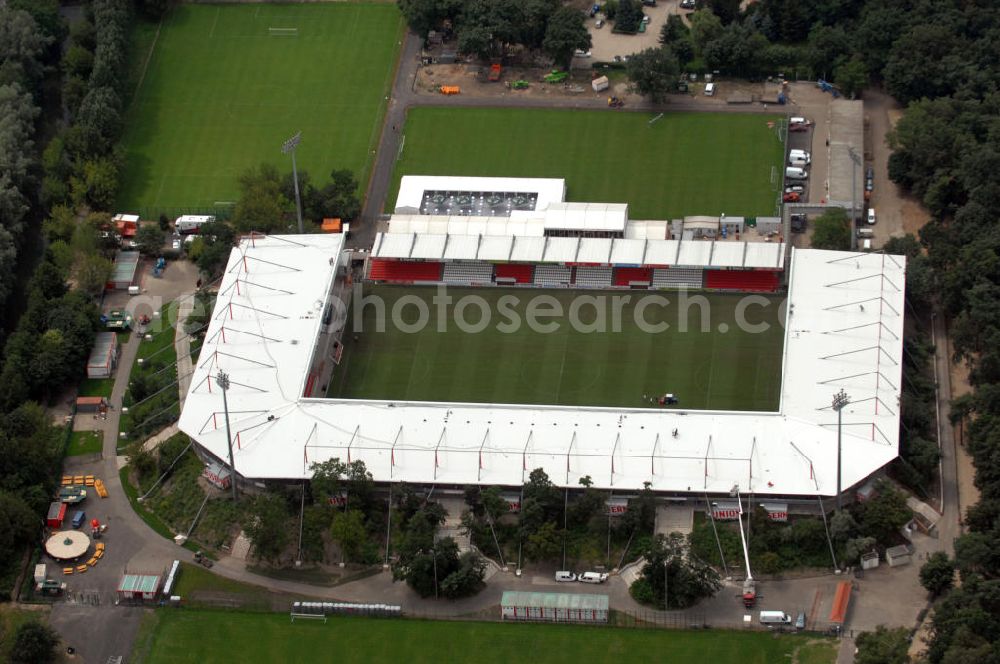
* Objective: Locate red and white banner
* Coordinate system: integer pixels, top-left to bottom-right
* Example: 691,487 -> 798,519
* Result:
501,493 -> 521,513
711,502 -> 740,520
606,497 -> 629,516
327,491 -> 348,508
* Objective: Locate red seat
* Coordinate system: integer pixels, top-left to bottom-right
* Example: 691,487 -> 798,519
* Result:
494,263 -> 534,284
368,260 -> 442,283
613,267 -> 653,286
704,270 -> 779,292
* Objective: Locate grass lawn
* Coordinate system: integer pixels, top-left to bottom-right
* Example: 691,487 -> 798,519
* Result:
66,430 -> 103,456
390,107 -> 785,220
119,3 -> 403,211
134,611 -> 833,664
328,285 -> 784,411
78,377 -> 114,398
0,607 -> 49,663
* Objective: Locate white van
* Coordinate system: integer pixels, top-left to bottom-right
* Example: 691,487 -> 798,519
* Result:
788,156 -> 809,168
704,82 -> 715,96
867,208 -> 876,225
759,610 -> 792,625
857,227 -> 874,239
789,150 -> 811,165
785,167 -> 808,180
554,571 -> 577,582
128,285 -> 141,296
579,572 -> 609,584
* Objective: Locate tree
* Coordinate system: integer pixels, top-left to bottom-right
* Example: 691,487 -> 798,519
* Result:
636,533 -> 721,609
525,520 -> 562,561
829,510 -> 858,544
330,508 -> 367,562
10,621 -> 59,664
241,492 -> 291,563
74,254 -> 112,297
543,7 -> 591,70
0,491 -> 38,561
702,0 -> 741,25
135,224 -> 166,256
398,0 -> 463,39
855,626 -> 909,664
810,209 -> 851,250
843,536 -> 876,564
689,9 -> 723,55
626,47 -> 680,103
834,57 -> 868,99
857,480 -> 911,544
193,221 -> 235,278
614,0 -> 643,34
70,157 -> 119,210
920,552 -> 955,598
440,550 -> 487,598
311,170 -> 362,223
233,163 -> 288,233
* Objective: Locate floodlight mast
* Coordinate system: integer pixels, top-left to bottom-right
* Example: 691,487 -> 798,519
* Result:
216,370 -> 238,502
831,389 -> 851,510
282,132 -> 304,234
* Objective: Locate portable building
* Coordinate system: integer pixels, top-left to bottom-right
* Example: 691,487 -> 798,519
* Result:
75,396 -> 108,413
46,502 -> 66,528
591,75 -> 609,92
117,573 -> 161,601
108,252 -> 140,290
500,592 -> 608,623
86,332 -> 119,379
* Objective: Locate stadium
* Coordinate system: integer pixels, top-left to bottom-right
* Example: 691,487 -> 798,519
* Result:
178,176 -> 905,503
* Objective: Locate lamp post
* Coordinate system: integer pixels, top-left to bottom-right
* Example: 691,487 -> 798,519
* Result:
847,147 -> 861,251
831,390 -> 851,510
216,371 -> 238,502
282,132 -> 304,234
431,548 -> 438,600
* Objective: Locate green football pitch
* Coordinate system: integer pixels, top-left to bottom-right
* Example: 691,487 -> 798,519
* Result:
389,107 -> 785,220
118,4 -> 403,211
134,611 -> 835,664
327,286 -> 785,411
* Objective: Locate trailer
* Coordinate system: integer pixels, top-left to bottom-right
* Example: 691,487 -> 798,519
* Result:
47,502 -> 67,528
175,215 -> 215,235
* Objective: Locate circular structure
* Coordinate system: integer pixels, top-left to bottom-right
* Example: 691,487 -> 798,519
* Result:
45,530 -> 91,561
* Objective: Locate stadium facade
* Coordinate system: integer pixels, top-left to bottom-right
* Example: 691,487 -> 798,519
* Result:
178,177 -> 905,501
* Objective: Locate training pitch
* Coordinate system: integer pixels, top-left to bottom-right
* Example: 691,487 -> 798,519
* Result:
389,108 -> 785,220
118,4 -> 403,210
327,286 -> 785,411
135,611 -> 835,664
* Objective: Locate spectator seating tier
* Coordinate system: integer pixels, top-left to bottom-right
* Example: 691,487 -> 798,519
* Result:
573,266 -> 613,289
614,267 -> 653,286
652,267 -> 704,289
494,264 -> 534,284
368,259 -> 443,283
443,261 -> 495,285
704,270 -> 780,292
533,264 -> 572,287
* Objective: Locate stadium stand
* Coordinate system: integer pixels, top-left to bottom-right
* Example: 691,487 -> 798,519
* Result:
652,267 -> 704,289
494,263 -> 534,284
443,261 -> 495,285
704,270 -> 780,292
368,259 -> 443,283
614,267 -> 653,287
573,266 -> 613,288
534,265 -> 572,287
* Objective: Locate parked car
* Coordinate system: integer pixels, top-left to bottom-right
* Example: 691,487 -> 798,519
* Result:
867,208 -> 876,225
574,49 -> 592,58
641,14 -> 650,23
595,18 -> 604,28
789,116 -> 811,126
783,192 -> 801,202
641,0 -> 656,6
865,165 -> 874,191
789,149 -> 811,164
579,571 -> 609,584
589,3 -> 601,17
795,611 -> 806,630
71,510 -> 86,529
785,185 -> 805,194
680,0 -> 695,8
171,238 -> 182,250
555,571 -> 577,582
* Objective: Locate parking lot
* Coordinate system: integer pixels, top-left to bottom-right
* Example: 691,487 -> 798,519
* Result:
583,0 -> 691,63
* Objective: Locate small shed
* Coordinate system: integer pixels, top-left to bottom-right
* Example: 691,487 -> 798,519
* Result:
886,545 -> 912,568
113,213 -> 139,239
117,573 -> 161,602
321,218 -> 342,233
500,591 -> 608,623
591,75 -> 609,92
86,332 -> 119,379
46,502 -> 67,529
75,396 -> 108,413
108,252 -> 140,290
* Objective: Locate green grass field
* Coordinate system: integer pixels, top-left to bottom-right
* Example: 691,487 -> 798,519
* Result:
328,286 -> 784,411
390,108 -> 785,219
133,611 -> 833,664
66,430 -> 103,457
119,3 -> 403,211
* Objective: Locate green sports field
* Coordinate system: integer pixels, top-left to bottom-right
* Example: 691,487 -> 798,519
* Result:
389,108 -> 785,220
119,4 -> 403,211
134,611 -> 835,664
327,286 -> 785,411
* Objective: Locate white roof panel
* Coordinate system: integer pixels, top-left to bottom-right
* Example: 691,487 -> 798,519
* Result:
625,220 -> 671,240
743,242 -> 785,269
542,237 -> 580,263
411,233 -> 448,260
477,235 -> 514,261
676,240 -> 713,267
510,236 -> 547,262
542,202 -> 628,233
644,240 -> 680,266
709,242 -> 745,267
610,239 -> 647,265
576,238 -> 613,264
374,232 -> 414,259
443,234 -> 481,260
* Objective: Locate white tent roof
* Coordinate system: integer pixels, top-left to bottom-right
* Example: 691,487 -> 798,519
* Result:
644,240 -> 680,266
709,242 -> 746,267
625,220 -> 671,240
511,236 -> 547,263
411,233 -> 448,260
676,240 -> 713,267
443,234 -> 481,260
742,242 -> 784,269
543,203 -> 628,233
610,239 -> 647,265
180,242 -> 904,498
576,237 -> 613,264
478,235 -> 514,262
373,233 -> 414,259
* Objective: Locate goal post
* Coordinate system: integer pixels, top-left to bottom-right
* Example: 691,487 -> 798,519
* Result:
268,27 -> 299,37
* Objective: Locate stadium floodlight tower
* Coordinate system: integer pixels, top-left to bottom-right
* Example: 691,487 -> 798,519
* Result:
281,131 -> 305,234
847,147 -> 861,251
730,484 -> 756,608
832,389 -> 851,510
216,370 -> 238,502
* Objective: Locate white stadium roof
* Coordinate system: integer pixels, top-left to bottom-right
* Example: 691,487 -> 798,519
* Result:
180,237 -> 905,498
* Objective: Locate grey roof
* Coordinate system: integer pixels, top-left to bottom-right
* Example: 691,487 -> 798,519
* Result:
500,591 -> 609,610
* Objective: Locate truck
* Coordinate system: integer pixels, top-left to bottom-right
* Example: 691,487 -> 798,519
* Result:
175,215 -> 215,235
101,309 -> 133,331
58,486 -> 87,504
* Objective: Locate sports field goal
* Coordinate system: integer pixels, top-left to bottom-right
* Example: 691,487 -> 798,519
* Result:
268,27 -> 299,37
